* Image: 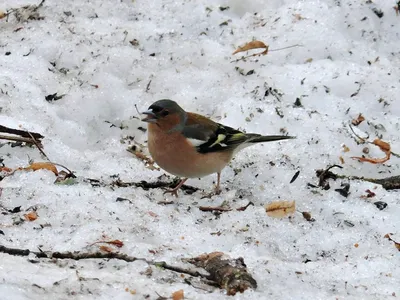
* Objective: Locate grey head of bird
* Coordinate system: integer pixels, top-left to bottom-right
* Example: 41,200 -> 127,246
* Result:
141,99 -> 187,131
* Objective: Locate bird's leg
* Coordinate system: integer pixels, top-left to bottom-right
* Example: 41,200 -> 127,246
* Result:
164,178 -> 188,197
215,172 -> 221,195
201,173 -> 222,199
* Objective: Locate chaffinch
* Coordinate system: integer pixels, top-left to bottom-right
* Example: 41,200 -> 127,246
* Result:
142,99 -> 295,196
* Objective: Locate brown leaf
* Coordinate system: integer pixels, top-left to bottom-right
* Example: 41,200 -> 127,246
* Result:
0,11 -> 6,19
106,240 -> 124,248
99,245 -> 113,253
351,113 -> 365,126
342,145 -> 350,152
293,13 -> 305,21
24,162 -> 58,175
24,211 -> 38,221
172,289 -> 184,300
384,233 -> 400,251
351,139 -> 391,164
0,166 -> 13,172
360,189 -> 376,199
265,201 -> 295,218
232,40 -> 269,56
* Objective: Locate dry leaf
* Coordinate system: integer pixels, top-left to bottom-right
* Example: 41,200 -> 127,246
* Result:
360,189 -> 376,199
0,11 -> 6,19
106,240 -> 124,248
24,211 -> 38,221
339,156 -> 345,164
148,211 -> 158,218
91,239 -> 124,248
351,139 -> 391,164
265,201 -> 295,218
99,245 -> 113,253
24,162 -> 58,175
305,58 -> 313,63
0,166 -> 13,172
351,113 -> 365,126
232,40 -> 269,56
172,289 -> 184,300
293,13 -> 305,21
342,145 -> 350,152
384,234 -> 400,251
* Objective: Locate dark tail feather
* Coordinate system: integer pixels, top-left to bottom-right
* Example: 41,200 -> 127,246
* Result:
248,134 -> 296,143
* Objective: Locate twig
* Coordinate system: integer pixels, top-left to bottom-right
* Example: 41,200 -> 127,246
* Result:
50,163 -> 76,177
36,0 -> 46,9
0,244 -> 210,279
199,206 -> 232,212
348,123 -> 368,143
315,169 -> 400,190
0,125 -> 43,139
27,131 -> 48,158
0,134 -> 38,145
268,44 -> 303,52
111,178 -> 199,193
349,123 -> 399,157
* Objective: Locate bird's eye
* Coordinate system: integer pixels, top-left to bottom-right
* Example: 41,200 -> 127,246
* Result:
149,105 -> 162,113
161,109 -> 169,116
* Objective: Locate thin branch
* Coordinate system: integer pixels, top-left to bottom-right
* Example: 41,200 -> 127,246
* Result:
0,244 -> 209,279
27,131 -> 48,158
0,125 -> 43,139
0,134 -> 38,145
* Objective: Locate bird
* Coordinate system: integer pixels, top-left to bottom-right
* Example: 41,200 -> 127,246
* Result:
141,99 -> 295,196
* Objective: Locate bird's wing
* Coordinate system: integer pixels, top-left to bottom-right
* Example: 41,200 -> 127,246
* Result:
182,112 -> 249,154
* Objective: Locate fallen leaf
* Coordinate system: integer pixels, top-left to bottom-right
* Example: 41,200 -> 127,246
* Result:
351,113 -> 365,126
293,13 -> 305,21
351,139 -> 391,164
339,156 -> 345,164
384,234 -> 400,251
172,289 -> 184,300
91,239 -> 124,248
232,40 -> 269,56
265,201 -> 295,218
0,11 -> 6,19
106,240 -> 124,248
24,211 -> 38,221
342,145 -> 350,152
305,58 -> 313,63
360,189 -> 376,199
24,162 -> 58,175
148,211 -> 158,218
0,166 -> 13,172
99,245 -> 113,253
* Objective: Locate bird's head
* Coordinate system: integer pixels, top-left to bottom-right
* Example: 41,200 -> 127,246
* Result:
141,99 -> 187,132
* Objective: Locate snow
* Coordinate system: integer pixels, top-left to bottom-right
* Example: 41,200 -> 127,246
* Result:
0,0 -> 399,299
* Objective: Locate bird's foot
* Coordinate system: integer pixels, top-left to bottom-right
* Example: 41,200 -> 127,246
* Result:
163,188 -> 180,197
201,188 -> 221,199
162,178 -> 188,197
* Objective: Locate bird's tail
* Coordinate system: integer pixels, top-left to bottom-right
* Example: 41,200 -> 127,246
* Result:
246,134 -> 296,144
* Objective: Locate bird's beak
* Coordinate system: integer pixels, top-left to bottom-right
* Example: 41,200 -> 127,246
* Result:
141,110 -> 158,123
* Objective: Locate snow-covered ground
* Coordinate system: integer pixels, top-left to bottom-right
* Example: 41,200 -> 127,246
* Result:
1,0 -> 399,299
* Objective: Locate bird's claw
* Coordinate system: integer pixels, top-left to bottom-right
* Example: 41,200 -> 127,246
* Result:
163,188 -> 179,197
